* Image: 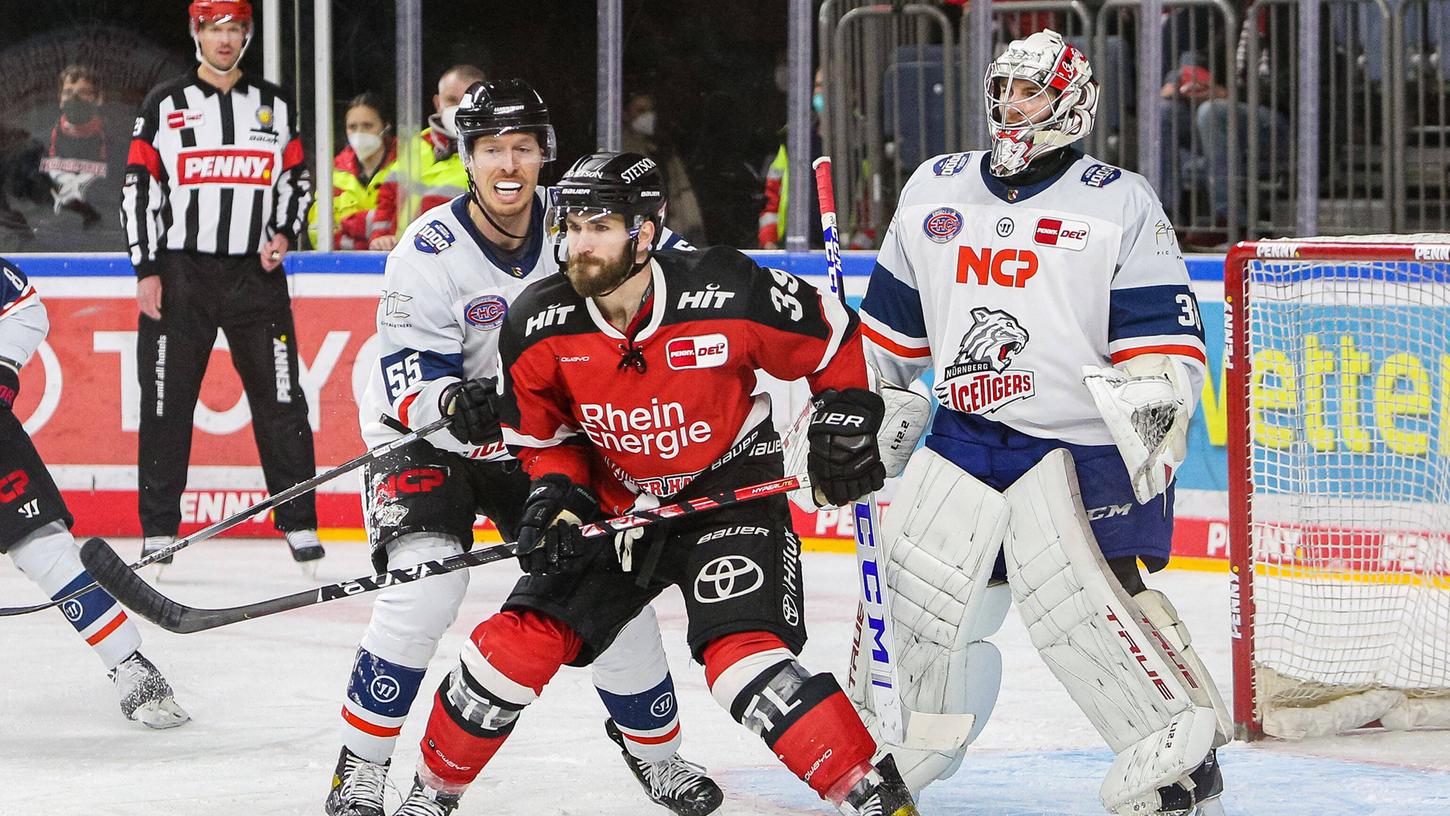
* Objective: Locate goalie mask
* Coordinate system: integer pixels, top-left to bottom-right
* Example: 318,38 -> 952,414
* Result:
546,151 -> 668,280
984,29 -> 1098,177
189,1 -> 254,73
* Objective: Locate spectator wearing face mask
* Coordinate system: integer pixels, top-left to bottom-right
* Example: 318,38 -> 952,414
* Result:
620,92 -> 705,241
308,93 -> 398,250
369,64 -> 485,250
758,68 -> 825,250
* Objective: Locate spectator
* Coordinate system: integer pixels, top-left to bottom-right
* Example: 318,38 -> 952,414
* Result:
41,65 -> 123,234
1158,54 -> 1227,228
758,68 -> 825,250
308,92 -> 398,249
369,63 -> 484,250
621,92 -> 705,240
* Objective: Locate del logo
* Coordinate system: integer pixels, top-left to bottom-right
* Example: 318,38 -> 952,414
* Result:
178,150 -> 274,185
666,333 -> 728,370
464,294 -> 507,329
922,207 -> 963,244
956,246 -> 1039,288
1034,217 -> 1090,251
166,110 -> 204,129
414,221 -> 455,254
932,307 -> 1037,414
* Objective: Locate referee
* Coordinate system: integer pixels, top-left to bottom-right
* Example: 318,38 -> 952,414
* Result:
120,0 -> 323,569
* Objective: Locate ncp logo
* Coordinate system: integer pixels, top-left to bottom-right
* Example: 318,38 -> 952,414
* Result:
370,674 -> 401,704
693,555 -> 764,603
956,247 -> 1039,288
666,334 -> 728,370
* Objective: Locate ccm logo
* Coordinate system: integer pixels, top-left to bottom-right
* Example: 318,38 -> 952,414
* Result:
666,334 -> 728,370
178,150 -> 275,185
956,247 -> 1038,288
1034,217 -> 1090,250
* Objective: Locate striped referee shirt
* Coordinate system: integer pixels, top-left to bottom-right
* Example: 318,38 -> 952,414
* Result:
121,72 -> 312,277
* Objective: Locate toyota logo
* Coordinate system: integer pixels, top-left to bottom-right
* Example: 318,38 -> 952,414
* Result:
370,675 -> 401,703
781,594 -> 799,626
693,555 -> 764,603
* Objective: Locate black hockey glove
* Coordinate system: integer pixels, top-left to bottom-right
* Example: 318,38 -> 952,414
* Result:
807,387 -> 886,507
514,474 -> 602,575
439,377 -> 503,446
0,360 -> 18,412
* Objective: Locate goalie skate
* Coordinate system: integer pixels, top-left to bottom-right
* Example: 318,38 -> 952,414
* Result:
111,651 -> 189,729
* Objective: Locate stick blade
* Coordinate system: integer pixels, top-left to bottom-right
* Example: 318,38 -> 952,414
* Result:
79,537 -> 199,634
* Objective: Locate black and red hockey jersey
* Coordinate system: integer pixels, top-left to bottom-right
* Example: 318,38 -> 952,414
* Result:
499,246 -> 865,510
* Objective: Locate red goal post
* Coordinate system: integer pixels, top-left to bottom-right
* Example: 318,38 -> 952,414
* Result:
1225,236 -> 1450,741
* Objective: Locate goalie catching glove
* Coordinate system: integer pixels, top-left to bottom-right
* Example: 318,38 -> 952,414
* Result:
439,377 -> 503,446
806,387 -> 887,508
513,474 -> 602,575
1082,354 -> 1194,504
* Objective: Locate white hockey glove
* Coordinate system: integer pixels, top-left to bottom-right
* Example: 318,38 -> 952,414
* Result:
1082,354 -> 1194,504
782,382 -> 931,511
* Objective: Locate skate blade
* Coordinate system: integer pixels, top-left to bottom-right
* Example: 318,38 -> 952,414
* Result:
145,561 -> 169,583
297,559 -> 320,580
133,697 -> 191,729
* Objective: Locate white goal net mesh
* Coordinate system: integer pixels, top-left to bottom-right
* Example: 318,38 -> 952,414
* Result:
1240,240 -> 1450,735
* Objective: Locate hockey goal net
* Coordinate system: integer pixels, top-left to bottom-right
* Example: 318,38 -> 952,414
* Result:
1226,236 -> 1450,741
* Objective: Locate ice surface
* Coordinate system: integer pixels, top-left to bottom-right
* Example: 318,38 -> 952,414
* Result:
3,539 -> 1447,815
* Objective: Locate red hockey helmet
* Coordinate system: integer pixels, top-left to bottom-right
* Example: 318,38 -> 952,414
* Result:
189,0 -> 253,33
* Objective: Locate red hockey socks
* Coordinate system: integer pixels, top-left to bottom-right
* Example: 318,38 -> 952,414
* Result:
418,610 -> 582,791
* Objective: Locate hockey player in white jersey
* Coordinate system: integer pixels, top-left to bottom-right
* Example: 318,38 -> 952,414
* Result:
327,80 -> 716,816
0,257 -> 189,730
850,31 -> 1230,816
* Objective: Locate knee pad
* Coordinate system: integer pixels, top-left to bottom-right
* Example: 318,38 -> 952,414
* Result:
360,532 -> 469,667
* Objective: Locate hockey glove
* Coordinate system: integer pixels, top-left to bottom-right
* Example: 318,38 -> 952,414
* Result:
807,388 -> 887,507
439,377 -> 503,447
1082,354 -> 1195,504
0,359 -> 18,412
514,474 -> 602,575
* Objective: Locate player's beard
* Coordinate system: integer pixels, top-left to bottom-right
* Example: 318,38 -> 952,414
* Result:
566,246 -> 639,298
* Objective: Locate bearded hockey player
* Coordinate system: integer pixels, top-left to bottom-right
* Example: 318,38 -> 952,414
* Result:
383,151 -> 920,816
851,30 -> 1229,816
0,257 -> 188,729
330,84 -> 714,816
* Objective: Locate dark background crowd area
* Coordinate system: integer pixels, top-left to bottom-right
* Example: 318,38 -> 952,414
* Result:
0,0 -> 797,252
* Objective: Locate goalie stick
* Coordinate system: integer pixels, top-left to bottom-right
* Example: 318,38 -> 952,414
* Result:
0,415 -> 453,618
79,472 -> 814,634
813,156 -> 906,745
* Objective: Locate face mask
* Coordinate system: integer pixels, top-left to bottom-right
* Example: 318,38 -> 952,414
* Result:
348,131 -> 383,159
62,97 -> 98,123
812,92 -> 825,115
630,111 -> 656,138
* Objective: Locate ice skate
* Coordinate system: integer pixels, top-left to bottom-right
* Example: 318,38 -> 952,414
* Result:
324,746 -> 390,816
1156,749 -> 1225,816
606,718 -> 723,816
110,651 -> 189,729
141,535 -> 174,578
394,777 -> 460,816
285,529 -> 326,576
838,755 -> 920,816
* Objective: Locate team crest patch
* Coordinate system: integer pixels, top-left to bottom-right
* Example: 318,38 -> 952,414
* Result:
1081,164 -> 1122,188
255,105 -> 274,129
931,153 -> 972,176
414,221 -> 456,254
464,294 -> 508,329
933,306 -> 1036,414
923,207 -> 963,244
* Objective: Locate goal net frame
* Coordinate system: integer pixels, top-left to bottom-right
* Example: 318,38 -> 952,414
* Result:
1225,237 -> 1450,741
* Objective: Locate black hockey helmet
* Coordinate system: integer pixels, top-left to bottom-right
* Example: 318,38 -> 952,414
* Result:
547,151 -> 667,236
449,79 -> 556,161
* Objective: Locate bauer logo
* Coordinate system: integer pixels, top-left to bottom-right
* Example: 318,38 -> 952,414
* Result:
178,150 -> 274,185
923,207 -> 963,244
931,152 -> 972,176
1080,163 -> 1122,188
666,334 -> 728,370
1034,217 -> 1090,250
464,294 -> 507,329
415,221 -> 456,254
693,555 -> 764,603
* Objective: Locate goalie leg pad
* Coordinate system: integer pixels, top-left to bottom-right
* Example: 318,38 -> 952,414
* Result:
851,446 -> 1011,792
1003,448 -> 1218,815
1134,588 -> 1232,747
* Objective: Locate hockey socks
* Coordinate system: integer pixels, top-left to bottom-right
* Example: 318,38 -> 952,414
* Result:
704,632 -> 876,802
591,606 -> 683,762
418,610 -> 581,791
341,648 -> 427,763
9,522 -> 140,668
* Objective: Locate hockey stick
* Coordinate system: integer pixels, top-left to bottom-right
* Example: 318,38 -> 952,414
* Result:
0,415 -> 453,618
78,472 -> 813,634
813,156 -> 906,745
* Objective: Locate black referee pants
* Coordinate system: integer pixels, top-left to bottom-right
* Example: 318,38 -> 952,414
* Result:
136,251 -> 317,537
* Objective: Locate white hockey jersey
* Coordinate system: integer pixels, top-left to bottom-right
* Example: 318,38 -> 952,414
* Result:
860,150 -> 1206,446
358,191 -> 690,458
0,258 -> 49,368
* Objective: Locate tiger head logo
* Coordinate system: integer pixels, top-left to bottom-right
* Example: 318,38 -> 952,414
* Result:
954,307 -> 1030,373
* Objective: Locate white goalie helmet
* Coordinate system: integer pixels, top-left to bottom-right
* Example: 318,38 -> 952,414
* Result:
984,29 -> 1098,177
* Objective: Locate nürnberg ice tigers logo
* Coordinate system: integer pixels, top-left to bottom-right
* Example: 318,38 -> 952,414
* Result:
935,307 -> 1037,414
953,307 -> 1029,373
